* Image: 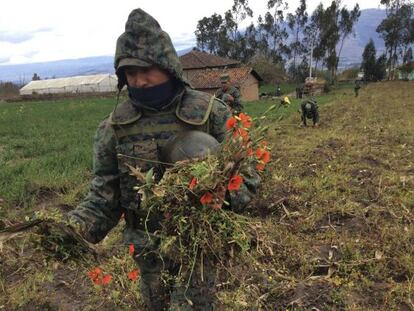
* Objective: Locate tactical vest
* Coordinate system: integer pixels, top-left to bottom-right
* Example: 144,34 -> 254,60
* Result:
109,88 -> 215,230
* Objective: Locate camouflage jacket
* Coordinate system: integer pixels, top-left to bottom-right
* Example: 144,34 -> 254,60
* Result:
68,87 -> 258,245
301,100 -> 320,125
215,86 -> 243,112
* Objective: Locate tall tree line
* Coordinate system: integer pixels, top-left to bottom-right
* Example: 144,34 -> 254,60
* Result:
195,0 -> 361,83
376,0 -> 414,79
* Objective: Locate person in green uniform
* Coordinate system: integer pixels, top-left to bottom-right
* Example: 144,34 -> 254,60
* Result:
301,99 -> 320,127
354,79 -> 361,97
66,8 -> 259,311
215,73 -> 243,113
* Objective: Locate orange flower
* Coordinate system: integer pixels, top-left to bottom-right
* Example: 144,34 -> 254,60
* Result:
256,148 -> 271,163
262,150 -> 271,163
101,274 -> 112,285
88,267 -> 102,281
239,113 -> 252,128
256,148 -> 264,158
88,267 -> 111,286
228,175 -> 243,191
129,244 -> 135,256
247,148 -> 253,156
200,192 -> 213,205
233,128 -> 249,141
188,177 -> 198,190
239,128 -> 249,141
226,117 -> 237,130
256,164 -> 265,171
128,269 -> 139,281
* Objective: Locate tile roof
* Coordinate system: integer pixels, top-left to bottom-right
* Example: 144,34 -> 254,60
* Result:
189,67 -> 262,89
180,50 -> 240,69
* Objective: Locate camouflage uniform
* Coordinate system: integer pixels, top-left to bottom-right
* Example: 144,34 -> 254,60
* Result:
301,99 -> 319,126
354,80 -> 361,97
215,86 -> 243,113
68,8 -> 258,311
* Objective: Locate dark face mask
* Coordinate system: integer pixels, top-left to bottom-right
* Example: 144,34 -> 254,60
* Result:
128,79 -> 178,111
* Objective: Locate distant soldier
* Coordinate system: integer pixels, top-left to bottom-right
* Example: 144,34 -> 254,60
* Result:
215,73 -> 242,113
275,84 -> 282,96
296,85 -> 303,99
301,99 -> 320,127
354,79 -> 361,97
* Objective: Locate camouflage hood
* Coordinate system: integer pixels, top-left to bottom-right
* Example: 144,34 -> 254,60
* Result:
114,8 -> 186,90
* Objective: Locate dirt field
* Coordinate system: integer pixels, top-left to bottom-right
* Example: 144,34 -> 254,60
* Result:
0,81 -> 413,310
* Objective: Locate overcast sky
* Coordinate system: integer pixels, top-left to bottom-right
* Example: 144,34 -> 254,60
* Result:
0,0 -> 380,65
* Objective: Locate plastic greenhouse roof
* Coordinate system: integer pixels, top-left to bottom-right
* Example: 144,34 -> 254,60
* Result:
20,74 -> 117,91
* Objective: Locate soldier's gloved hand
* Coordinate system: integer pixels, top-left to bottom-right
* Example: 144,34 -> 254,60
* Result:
36,220 -> 96,260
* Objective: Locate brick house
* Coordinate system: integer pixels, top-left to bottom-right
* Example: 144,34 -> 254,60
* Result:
179,50 -> 262,101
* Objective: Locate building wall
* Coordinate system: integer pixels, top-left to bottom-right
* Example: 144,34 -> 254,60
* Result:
183,69 -> 205,82
240,74 -> 259,101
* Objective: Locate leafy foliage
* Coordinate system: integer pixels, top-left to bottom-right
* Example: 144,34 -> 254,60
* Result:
129,112 -> 273,286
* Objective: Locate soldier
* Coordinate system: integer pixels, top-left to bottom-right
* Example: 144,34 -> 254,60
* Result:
67,8 -> 258,311
301,99 -> 320,127
275,84 -> 282,96
215,73 -> 242,113
354,79 -> 361,97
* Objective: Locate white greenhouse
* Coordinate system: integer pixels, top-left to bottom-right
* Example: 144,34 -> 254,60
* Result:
19,74 -> 118,96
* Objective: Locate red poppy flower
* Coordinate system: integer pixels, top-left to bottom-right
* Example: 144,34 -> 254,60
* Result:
239,113 -> 252,128
129,244 -> 135,256
88,267 -> 102,281
226,117 -> 237,130
228,175 -> 243,191
128,269 -> 139,281
188,177 -> 198,190
256,164 -> 265,171
101,274 -> 112,285
247,148 -> 253,156
238,128 -> 249,141
200,192 -> 213,205
262,150 -> 271,163
93,278 -> 102,285
256,148 -> 264,158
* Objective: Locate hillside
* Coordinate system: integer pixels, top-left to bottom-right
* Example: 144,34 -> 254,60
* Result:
0,81 -> 413,310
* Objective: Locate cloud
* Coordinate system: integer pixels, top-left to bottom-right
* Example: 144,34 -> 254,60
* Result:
0,27 -> 53,44
172,34 -> 196,50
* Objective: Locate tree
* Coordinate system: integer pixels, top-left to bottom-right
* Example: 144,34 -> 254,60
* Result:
287,0 -> 308,76
195,0 -> 253,61
195,14 -> 224,54
32,73 -> 41,81
361,39 -> 377,81
336,4 -> 361,71
403,46 -> 413,64
257,0 -> 290,64
374,54 -> 388,81
377,0 -> 414,79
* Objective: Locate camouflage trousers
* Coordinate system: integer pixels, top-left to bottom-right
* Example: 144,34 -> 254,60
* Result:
133,238 -> 217,310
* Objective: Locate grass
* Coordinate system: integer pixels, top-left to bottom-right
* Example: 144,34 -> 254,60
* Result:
1,81 -> 413,310
259,82 -> 298,96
